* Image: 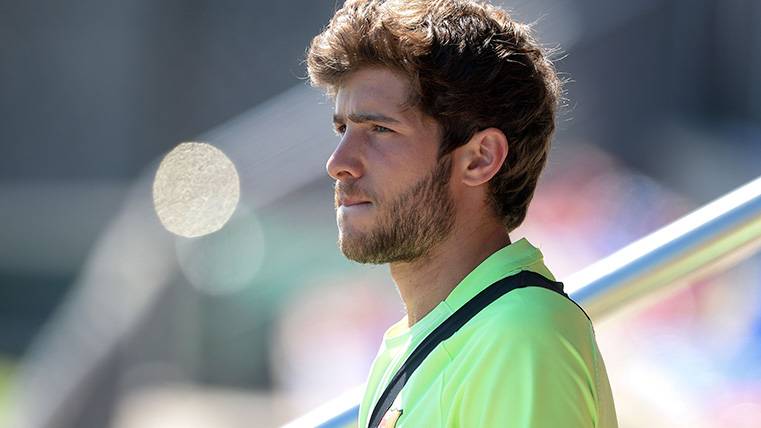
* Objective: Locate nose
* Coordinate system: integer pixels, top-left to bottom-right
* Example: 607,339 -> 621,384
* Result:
326,130 -> 364,181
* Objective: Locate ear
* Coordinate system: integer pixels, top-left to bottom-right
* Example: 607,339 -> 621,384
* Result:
452,128 -> 509,187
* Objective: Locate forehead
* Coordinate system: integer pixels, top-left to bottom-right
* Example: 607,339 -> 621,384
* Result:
334,67 -> 414,116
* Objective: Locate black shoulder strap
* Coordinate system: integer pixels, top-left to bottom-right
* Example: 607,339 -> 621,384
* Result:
367,270 -> 589,428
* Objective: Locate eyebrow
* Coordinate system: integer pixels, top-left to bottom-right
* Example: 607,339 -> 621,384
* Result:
332,112 -> 402,125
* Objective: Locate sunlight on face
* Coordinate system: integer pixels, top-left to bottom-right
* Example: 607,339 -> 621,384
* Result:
153,142 -> 240,238
329,68 -> 454,264
338,155 -> 456,264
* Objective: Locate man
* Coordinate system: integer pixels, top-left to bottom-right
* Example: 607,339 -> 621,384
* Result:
307,0 -> 618,427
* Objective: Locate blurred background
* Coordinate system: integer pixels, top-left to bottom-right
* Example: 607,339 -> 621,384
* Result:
1,0 -> 760,427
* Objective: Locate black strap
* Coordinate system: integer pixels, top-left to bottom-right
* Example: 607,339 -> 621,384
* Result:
367,270 -> 589,428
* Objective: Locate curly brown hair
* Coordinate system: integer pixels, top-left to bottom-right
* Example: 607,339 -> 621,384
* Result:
307,0 -> 562,232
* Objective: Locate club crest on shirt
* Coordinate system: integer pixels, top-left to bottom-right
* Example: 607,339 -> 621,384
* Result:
379,408 -> 402,428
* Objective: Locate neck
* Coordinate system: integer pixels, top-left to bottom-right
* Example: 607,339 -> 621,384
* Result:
389,219 -> 511,328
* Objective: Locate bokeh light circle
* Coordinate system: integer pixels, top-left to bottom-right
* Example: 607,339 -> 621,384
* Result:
153,142 -> 240,238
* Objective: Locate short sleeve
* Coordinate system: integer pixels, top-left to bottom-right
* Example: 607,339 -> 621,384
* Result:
442,303 -> 600,427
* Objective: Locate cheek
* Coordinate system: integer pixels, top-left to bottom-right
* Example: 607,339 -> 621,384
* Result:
362,157 -> 400,201
371,165 -> 414,200
368,173 -> 412,209
363,134 -> 439,199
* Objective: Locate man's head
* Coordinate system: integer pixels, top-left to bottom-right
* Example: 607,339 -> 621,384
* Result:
308,0 -> 561,264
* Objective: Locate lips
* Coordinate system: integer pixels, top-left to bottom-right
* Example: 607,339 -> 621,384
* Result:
337,192 -> 373,207
341,199 -> 371,207
335,183 -> 374,208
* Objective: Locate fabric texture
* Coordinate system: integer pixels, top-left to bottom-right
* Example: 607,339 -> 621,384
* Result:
358,238 -> 618,428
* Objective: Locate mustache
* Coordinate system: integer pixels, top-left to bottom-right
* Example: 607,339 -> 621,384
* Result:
334,181 -> 377,208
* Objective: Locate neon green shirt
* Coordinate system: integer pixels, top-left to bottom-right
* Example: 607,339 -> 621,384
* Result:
358,238 -> 618,428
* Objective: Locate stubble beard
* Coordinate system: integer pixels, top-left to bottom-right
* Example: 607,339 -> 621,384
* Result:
337,156 -> 456,264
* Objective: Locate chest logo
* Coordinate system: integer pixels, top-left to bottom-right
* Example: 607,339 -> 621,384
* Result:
379,408 -> 402,428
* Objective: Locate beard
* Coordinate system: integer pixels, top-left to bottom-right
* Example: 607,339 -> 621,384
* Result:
335,155 -> 456,264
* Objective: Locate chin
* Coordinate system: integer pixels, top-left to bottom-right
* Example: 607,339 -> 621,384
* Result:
337,228 -> 372,255
337,226 -> 363,245
337,213 -> 373,234
337,234 -> 361,260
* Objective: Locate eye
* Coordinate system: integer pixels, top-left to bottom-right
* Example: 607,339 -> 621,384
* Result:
333,124 -> 346,136
372,125 -> 393,133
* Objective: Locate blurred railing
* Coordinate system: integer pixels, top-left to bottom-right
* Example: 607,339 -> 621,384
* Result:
283,174 -> 761,428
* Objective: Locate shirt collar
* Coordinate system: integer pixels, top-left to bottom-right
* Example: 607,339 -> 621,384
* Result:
383,238 -> 553,342
443,237 -> 553,312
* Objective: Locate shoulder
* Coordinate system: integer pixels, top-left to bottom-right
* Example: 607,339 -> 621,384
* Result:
448,285 -> 593,353
444,287 -> 596,368
440,287 -> 603,427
